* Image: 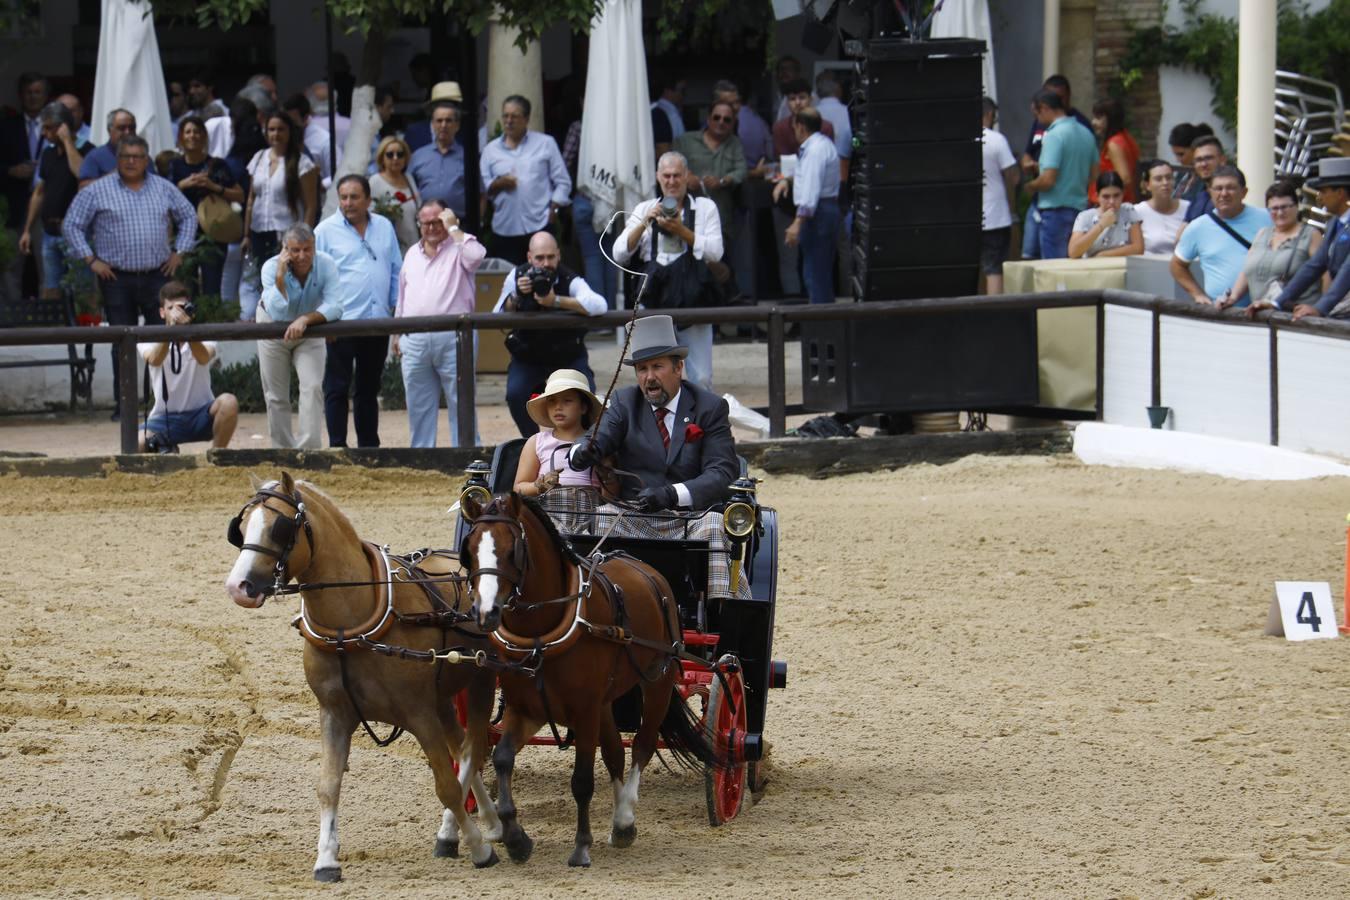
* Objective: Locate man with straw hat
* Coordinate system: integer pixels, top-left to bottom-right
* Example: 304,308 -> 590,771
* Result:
569,314 -> 748,600
409,82 -> 467,219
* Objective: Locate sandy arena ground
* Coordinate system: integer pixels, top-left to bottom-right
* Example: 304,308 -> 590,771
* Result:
3,457 -> 1350,898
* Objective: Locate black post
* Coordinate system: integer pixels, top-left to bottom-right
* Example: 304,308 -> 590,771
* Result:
325,8 -> 337,181
455,322 -> 476,447
1150,308 -> 1161,408
1094,299 -> 1105,421
118,336 -> 138,454
1269,323 -> 1279,446
767,309 -> 786,437
459,24 -> 481,236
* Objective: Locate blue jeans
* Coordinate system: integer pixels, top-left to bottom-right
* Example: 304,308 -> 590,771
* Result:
506,355 -> 594,438
400,331 -> 478,448
1021,205 -> 1041,260
146,401 -> 214,444
572,193 -> 617,309
801,199 -> 841,305
40,233 -> 75,294
1037,207 -> 1078,261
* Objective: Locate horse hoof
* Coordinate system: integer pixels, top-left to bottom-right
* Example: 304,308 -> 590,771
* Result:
434,837 -> 459,858
609,824 -> 637,848
567,847 -> 592,868
313,866 -> 342,883
473,847 -> 500,869
505,832 -> 534,863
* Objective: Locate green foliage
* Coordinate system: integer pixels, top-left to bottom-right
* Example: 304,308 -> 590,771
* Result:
380,357 -> 406,410
1119,0 -> 1350,131
652,0 -> 774,55
0,197 -> 16,273
192,293 -> 242,324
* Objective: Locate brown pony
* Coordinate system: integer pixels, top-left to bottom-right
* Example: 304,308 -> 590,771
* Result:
224,473 -> 502,879
459,493 -> 725,867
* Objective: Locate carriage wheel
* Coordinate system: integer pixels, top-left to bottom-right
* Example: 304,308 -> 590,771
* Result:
703,663 -> 748,826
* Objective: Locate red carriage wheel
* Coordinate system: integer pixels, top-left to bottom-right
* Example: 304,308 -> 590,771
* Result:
703,660 -> 748,826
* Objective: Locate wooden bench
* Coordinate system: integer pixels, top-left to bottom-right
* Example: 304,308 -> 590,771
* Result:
0,294 -> 96,410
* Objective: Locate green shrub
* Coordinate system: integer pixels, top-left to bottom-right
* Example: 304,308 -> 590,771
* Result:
381,357 -> 406,410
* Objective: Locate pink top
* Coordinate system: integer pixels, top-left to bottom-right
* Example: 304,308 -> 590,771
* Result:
536,428 -> 596,487
395,235 -> 487,318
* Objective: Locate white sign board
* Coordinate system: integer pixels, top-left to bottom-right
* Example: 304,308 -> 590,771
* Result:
1265,581 -> 1339,641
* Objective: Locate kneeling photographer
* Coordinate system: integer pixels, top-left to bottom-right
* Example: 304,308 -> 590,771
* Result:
138,281 -> 239,453
494,230 -> 607,437
613,150 -> 726,390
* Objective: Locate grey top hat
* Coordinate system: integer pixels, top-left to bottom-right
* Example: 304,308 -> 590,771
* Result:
622,314 -> 688,365
1308,157 -> 1350,189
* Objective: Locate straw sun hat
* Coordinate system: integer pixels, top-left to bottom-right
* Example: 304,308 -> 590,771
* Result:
526,369 -> 604,430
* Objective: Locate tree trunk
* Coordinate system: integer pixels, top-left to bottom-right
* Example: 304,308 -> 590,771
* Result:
359,25 -> 386,86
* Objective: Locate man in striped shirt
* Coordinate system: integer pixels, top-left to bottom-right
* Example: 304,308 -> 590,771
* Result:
772,107 -> 839,305
63,134 -> 198,417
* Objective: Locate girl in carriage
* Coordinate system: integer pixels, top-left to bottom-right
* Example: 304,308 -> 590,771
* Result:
513,369 -> 604,533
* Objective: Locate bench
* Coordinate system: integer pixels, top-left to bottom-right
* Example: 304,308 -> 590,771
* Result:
0,293 -> 96,410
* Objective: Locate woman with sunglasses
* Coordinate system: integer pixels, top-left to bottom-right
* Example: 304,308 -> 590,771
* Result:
1216,178 -> 1322,311
370,135 -> 421,254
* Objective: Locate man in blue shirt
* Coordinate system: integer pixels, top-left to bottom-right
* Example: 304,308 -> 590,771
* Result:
1018,75 -> 1092,259
1022,88 -> 1097,260
1171,165 -> 1271,305
77,108 -> 135,186
409,100 -> 466,218
773,107 -> 840,305
257,223 -> 344,449
315,174 -> 401,447
480,95 -> 571,262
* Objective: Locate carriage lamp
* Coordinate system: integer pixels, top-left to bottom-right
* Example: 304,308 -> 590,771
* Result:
722,477 -> 758,539
459,459 -> 492,514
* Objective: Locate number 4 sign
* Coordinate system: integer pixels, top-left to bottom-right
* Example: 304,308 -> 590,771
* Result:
1265,582 -> 1339,641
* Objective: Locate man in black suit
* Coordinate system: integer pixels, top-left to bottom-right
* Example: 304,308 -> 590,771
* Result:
570,314 -> 746,599
0,71 -> 49,300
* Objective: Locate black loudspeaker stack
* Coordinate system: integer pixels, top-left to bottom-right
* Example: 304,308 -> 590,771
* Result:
800,37 -> 1040,416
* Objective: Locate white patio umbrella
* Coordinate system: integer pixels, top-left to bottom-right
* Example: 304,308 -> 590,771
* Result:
930,0 -> 998,103
577,0 -> 655,236
90,0 -> 175,154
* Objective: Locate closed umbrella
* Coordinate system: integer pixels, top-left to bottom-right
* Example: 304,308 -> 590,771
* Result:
90,0 -> 175,154
930,0 -> 997,103
577,0 -> 655,236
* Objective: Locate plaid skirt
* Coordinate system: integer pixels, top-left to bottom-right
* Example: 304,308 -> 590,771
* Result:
537,486 -> 600,535
591,504 -> 752,601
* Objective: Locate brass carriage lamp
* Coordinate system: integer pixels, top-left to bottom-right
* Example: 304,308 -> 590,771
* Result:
722,477 -> 759,540
459,459 -> 492,516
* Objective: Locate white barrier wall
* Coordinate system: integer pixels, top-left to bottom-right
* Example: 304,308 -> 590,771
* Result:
1276,330 -> 1350,458
1158,318 -> 1269,443
1101,306 -> 1152,429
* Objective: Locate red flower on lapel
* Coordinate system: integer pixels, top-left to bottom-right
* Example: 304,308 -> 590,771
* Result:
685,423 -> 704,443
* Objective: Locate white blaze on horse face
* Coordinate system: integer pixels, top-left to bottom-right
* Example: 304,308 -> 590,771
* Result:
225,507 -> 269,604
473,531 -> 500,620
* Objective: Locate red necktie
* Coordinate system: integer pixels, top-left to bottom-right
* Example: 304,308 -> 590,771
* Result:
654,406 -> 670,450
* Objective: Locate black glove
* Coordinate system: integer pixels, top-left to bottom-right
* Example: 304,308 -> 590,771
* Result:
635,485 -> 677,512
569,438 -> 598,471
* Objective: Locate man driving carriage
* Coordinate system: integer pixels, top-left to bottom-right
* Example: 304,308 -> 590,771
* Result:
568,314 -> 749,600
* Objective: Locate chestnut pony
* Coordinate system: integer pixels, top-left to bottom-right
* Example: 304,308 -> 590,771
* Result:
460,493 -> 725,867
224,473 -> 502,880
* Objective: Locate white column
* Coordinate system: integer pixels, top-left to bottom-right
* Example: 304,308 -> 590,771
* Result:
1042,0 -> 1061,80
487,20 -> 544,135
1237,0 -> 1277,197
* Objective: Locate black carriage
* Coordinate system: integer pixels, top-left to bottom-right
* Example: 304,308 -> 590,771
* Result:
453,439 -> 786,825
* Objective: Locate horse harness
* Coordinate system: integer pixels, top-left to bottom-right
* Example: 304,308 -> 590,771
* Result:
227,486 -> 314,597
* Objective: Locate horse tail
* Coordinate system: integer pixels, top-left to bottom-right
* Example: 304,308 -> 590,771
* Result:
658,687 -> 732,772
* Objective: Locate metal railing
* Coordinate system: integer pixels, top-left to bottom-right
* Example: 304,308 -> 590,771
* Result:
3,291 -> 1350,455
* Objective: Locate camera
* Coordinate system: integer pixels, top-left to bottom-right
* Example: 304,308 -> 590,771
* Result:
525,266 -> 555,299
144,432 -> 180,455
659,195 -> 680,218
181,301 -> 196,319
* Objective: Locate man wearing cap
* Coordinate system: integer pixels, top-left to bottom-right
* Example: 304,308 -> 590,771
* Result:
568,313 -> 746,600
409,84 -> 467,219
1274,158 -> 1350,320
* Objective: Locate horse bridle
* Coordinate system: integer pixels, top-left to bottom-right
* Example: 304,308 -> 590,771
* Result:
461,509 -> 530,607
227,486 -> 315,597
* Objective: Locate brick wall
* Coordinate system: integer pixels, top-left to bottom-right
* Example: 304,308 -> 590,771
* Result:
1093,0 -> 1163,158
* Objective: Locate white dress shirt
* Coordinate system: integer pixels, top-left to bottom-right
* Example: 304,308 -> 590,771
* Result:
612,196 -> 724,267
815,96 -> 853,160
493,270 -> 606,315
792,132 -> 840,217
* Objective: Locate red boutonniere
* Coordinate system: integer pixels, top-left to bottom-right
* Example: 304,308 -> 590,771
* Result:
393,191 -> 410,203
685,423 -> 704,443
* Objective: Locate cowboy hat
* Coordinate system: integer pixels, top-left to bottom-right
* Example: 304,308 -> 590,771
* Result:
426,81 -> 463,105
1307,157 -> 1350,190
622,314 -> 688,365
526,369 -> 604,430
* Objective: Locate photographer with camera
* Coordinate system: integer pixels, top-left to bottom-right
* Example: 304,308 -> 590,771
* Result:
613,150 -> 724,390
137,281 -> 239,453
493,230 -> 606,437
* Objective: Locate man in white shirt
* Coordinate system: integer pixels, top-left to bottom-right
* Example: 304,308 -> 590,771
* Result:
813,71 -> 852,182
138,281 -> 238,452
980,97 -> 1018,294
613,151 -> 724,389
772,108 -> 840,306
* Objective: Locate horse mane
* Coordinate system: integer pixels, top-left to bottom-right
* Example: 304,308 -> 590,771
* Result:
514,494 -> 582,564
293,479 -> 361,544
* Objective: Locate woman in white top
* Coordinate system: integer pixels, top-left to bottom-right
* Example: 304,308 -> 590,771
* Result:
241,113 -> 318,278
369,135 -> 421,254
1069,171 -> 1144,258
1133,159 -> 1190,255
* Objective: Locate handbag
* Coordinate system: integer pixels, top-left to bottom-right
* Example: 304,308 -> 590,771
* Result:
196,162 -> 244,244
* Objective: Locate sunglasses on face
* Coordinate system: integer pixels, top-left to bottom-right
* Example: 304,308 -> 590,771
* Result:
1268,203 -> 1296,213
710,114 -> 733,123
118,154 -> 147,161
384,150 -> 406,158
